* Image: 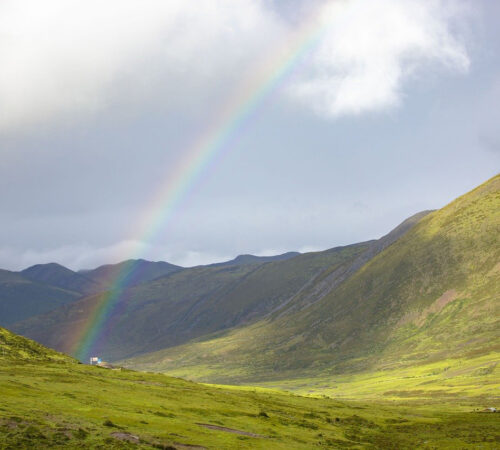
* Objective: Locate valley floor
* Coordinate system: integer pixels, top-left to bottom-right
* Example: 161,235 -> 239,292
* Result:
0,360 -> 499,449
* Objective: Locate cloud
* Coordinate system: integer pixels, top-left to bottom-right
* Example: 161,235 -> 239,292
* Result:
0,241 -> 148,271
288,0 -> 470,117
0,0 -> 470,133
0,240 -> 234,271
0,0 -> 283,133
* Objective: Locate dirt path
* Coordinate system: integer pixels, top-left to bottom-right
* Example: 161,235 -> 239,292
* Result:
196,423 -> 265,438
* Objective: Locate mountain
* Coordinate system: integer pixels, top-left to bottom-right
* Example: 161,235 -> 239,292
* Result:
0,259 -> 183,328
0,269 -> 81,326
80,258 -> 183,289
209,251 -> 301,267
11,210 -> 429,362
3,327 -> 493,449
22,260 -> 184,295
122,175 -> 500,386
22,262 -> 102,295
2,253 -> 300,352
11,244 -> 369,361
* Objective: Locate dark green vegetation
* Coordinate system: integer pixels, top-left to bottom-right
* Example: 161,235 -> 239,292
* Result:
1,328 -> 499,449
0,269 -> 81,326
22,263 -> 104,296
122,175 -> 499,387
1,260 -> 183,327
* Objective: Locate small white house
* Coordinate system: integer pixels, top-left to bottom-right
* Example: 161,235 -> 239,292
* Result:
89,356 -> 102,365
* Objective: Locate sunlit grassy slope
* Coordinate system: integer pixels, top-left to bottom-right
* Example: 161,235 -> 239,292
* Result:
0,326 -> 74,363
1,327 -> 499,449
123,175 -> 500,387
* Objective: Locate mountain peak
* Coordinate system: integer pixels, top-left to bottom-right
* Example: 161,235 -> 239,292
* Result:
22,262 -> 74,275
212,252 -> 301,267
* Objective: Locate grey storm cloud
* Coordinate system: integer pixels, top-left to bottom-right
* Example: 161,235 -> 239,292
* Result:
0,0 -> 498,271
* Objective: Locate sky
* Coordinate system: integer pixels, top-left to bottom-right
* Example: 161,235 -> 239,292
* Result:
0,0 -> 499,271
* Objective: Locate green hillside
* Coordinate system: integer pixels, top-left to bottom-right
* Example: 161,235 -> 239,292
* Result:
0,270 -> 81,326
1,327 -> 498,449
0,326 -> 73,363
122,175 -> 500,388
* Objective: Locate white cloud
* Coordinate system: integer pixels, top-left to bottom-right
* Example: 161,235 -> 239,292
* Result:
0,0 -> 283,132
288,0 -> 470,117
0,240 -> 234,271
0,241 -> 149,271
170,251 -> 233,268
0,0 -> 470,133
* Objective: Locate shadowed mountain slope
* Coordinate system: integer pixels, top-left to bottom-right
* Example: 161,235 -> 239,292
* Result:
12,207 -> 431,363
123,175 -> 500,384
0,269 -> 81,326
1,260 -> 183,327
12,244 -> 370,361
80,258 -> 183,289
22,263 -> 102,295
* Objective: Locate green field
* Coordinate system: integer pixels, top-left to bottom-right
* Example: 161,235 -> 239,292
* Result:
1,361 -> 499,449
1,327 -> 499,449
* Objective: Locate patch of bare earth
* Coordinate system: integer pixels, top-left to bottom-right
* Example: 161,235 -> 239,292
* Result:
196,423 -> 266,438
398,289 -> 459,327
111,431 -> 140,443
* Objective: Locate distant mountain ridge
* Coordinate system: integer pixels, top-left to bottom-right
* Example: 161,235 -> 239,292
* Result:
11,209 -> 431,362
1,259 -> 185,326
79,258 -> 183,288
208,252 -> 301,267
1,253 -> 301,330
22,262 -> 102,295
0,269 -> 80,326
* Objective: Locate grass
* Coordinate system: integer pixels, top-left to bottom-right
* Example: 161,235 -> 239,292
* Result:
1,359 -> 499,449
254,353 -> 500,401
1,326 -> 499,449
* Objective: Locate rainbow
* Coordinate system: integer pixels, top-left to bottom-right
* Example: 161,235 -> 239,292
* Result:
70,5 -> 332,362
